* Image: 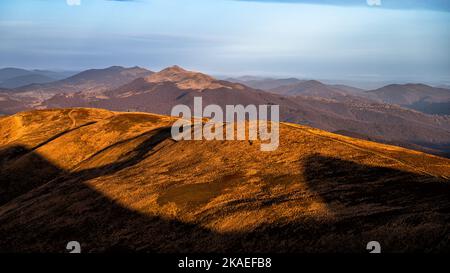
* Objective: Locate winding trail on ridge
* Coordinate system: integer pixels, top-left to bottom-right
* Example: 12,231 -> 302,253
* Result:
68,109 -> 77,129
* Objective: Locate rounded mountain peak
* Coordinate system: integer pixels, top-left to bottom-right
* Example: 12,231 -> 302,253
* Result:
145,65 -> 226,91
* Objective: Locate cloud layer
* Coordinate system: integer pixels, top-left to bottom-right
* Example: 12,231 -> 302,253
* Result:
0,0 -> 449,84
66,0 -> 81,6
233,0 -> 450,11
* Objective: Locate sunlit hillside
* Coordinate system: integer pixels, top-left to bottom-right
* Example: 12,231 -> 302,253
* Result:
0,108 -> 449,252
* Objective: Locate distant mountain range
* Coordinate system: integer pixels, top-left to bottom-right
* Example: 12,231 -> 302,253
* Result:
1,65 -> 449,157
226,76 -> 303,90
368,84 -> 450,115
269,80 -> 370,101
0,67 -> 78,89
15,66 -> 153,96
230,76 -> 450,115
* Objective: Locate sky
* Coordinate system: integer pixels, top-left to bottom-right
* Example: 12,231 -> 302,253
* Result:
0,0 -> 449,84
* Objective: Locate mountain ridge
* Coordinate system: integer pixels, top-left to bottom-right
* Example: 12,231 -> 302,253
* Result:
368,83 -> 450,115
2,66 -> 450,156
15,66 -> 154,96
40,67 -> 450,157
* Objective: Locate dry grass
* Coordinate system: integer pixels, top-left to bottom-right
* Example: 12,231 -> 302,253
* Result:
0,108 -> 449,253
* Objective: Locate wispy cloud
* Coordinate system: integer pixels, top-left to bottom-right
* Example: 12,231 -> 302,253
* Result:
66,0 -> 81,6
1,0 -> 449,80
233,0 -> 450,12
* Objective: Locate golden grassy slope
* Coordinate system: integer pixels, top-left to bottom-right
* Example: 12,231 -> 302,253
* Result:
0,108 -> 449,253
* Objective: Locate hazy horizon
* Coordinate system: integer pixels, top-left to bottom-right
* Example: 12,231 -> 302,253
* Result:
1,63 -> 447,90
1,0 -> 449,85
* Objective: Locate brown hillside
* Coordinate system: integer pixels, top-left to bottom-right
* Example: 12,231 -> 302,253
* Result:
0,108 -> 449,253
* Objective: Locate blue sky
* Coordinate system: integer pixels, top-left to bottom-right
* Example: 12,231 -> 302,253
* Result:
0,0 -> 449,83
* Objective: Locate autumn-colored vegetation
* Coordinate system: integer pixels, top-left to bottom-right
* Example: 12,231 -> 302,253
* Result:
0,108 -> 448,252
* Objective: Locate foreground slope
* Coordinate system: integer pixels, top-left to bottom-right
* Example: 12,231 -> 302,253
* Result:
0,108 -> 449,253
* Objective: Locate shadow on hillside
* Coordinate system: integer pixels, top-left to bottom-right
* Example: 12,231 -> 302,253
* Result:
303,155 -> 450,209
0,133 -> 449,253
0,145 -> 68,205
0,126 -> 172,206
